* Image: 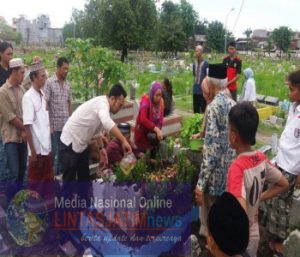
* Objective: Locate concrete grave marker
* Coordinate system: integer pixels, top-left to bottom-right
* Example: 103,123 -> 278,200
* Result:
265,96 -> 279,106
256,94 -> 266,103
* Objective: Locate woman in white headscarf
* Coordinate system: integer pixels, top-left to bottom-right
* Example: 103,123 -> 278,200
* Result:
240,68 -> 256,105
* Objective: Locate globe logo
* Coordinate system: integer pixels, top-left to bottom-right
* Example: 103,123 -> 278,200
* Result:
6,189 -> 48,247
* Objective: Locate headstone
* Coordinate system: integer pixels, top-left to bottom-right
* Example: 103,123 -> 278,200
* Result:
269,115 -> 277,125
265,96 -> 279,106
186,86 -> 190,96
256,94 -> 266,103
276,117 -> 285,127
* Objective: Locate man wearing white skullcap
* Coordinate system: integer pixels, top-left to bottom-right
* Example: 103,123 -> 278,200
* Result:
22,61 -> 54,204
0,58 -> 27,184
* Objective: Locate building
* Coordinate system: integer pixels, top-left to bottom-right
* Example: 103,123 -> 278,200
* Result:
13,15 -> 63,46
252,29 -> 272,48
195,35 -> 207,46
291,32 -> 300,50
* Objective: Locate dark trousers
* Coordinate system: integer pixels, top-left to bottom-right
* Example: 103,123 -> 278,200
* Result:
193,94 -> 206,114
59,141 -> 90,181
59,141 -> 91,206
230,89 -> 237,102
51,131 -> 62,175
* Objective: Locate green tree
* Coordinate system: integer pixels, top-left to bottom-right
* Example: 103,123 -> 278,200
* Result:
67,0 -> 157,62
65,38 -> 125,101
158,1 -> 186,56
243,28 -> 252,51
130,0 -> 157,50
272,26 -> 292,57
206,21 -> 225,52
195,20 -> 208,35
179,0 -> 198,39
0,18 -> 22,44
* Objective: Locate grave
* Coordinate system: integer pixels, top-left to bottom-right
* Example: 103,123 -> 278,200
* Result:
265,96 -> 279,106
111,100 -> 134,123
256,94 -> 266,103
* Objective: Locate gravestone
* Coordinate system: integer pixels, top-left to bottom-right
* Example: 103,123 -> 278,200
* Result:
256,94 -> 266,103
265,96 -> 279,106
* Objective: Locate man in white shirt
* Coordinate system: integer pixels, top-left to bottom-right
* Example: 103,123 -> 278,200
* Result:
266,70 -> 300,255
60,83 -> 132,181
22,61 -> 54,200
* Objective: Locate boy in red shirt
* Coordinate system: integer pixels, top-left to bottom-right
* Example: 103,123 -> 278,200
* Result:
223,41 -> 242,101
227,102 -> 288,257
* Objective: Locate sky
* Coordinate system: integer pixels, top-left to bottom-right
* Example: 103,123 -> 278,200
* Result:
0,0 -> 299,37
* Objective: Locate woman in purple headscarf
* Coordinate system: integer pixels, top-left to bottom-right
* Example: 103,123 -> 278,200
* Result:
134,81 -> 164,153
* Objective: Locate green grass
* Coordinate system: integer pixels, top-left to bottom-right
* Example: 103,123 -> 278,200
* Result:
20,49 -> 300,103
174,95 -> 193,111
257,122 -> 284,136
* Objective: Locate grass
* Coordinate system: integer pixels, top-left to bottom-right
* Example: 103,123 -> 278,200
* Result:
257,122 -> 284,136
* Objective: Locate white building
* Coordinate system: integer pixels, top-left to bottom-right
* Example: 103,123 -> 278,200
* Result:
13,15 -> 63,46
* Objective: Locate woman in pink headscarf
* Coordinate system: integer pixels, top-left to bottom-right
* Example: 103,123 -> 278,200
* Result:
134,81 -> 164,153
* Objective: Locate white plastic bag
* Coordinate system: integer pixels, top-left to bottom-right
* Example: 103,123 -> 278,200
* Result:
120,153 -> 137,175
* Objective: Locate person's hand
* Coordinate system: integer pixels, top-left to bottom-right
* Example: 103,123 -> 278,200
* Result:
154,127 -> 163,141
29,152 -> 38,168
199,131 -> 205,138
296,175 -> 300,189
195,188 -> 204,206
21,130 -> 27,142
122,140 -> 132,154
191,133 -> 200,139
138,152 -> 145,158
99,148 -> 108,167
98,72 -> 105,87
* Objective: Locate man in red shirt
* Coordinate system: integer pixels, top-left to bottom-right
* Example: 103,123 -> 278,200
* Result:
223,41 -> 242,101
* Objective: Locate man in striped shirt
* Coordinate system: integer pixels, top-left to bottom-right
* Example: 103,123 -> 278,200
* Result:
44,57 -> 72,175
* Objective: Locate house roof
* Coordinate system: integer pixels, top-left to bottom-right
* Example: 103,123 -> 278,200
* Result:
195,34 -> 207,42
252,29 -> 270,39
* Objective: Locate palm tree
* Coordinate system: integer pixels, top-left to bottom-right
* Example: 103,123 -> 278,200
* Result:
243,28 -> 252,53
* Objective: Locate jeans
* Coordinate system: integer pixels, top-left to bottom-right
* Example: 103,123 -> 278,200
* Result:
0,137 -> 10,182
5,142 -> 28,183
51,131 -> 62,175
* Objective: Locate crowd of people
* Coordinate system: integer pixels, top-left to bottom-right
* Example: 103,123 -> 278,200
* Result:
192,42 -> 300,257
0,40 -> 300,257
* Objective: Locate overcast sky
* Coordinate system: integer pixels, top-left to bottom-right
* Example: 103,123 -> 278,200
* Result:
1,0 -> 299,37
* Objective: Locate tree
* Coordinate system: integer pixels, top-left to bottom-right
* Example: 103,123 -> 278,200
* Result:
158,1 -> 186,56
272,26 -> 292,57
65,38 -> 125,100
243,28 -> 252,51
66,0 -> 157,62
206,21 -> 225,52
179,0 -> 198,39
0,18 -> 22,44
195,20 -> 208,35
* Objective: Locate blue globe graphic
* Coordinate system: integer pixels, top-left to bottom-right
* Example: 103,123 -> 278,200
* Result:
6,189 -> 48,247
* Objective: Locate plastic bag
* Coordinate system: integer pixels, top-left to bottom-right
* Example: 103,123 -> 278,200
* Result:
120,153 -> 137,175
